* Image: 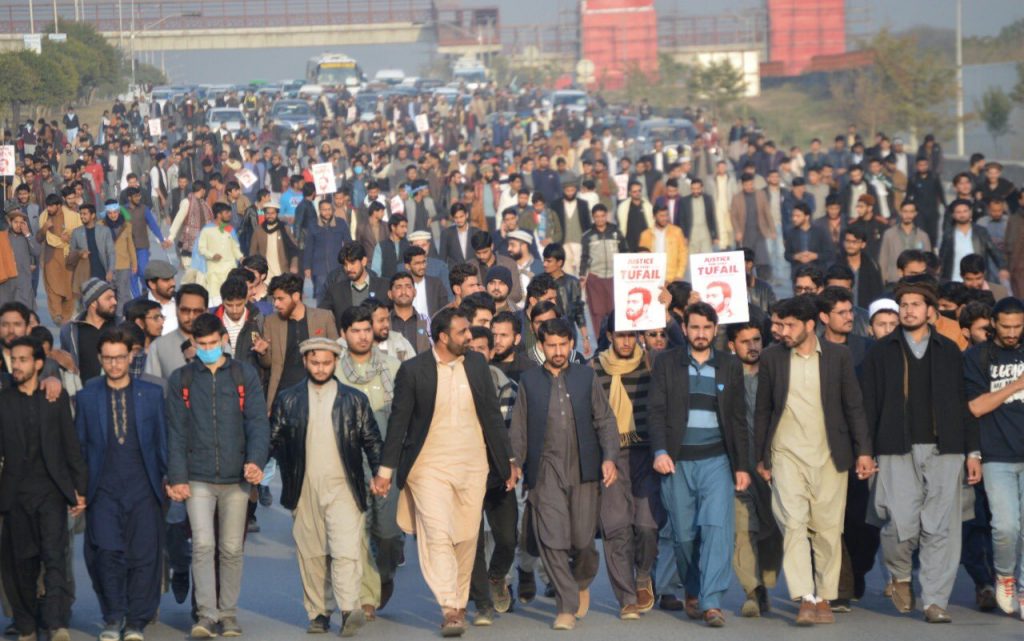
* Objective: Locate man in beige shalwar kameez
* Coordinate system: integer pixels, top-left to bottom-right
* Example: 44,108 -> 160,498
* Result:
270,337 -> 384,637
372,307 -> 517,637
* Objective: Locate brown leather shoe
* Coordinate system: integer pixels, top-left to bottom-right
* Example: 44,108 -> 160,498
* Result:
684,596 -> 702,620
441,609 -> 466,638
815,600 -> 835,624
795,599 -> 817,626
659,594 -> 684,611
619,603 -> 641,620
635,577 -> 655,613
889,580 -> 914,613
924,604 -> 952,623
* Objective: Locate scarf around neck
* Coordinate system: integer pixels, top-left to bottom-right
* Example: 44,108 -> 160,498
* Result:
340,346 -> 394,406
598,344 -> 646,446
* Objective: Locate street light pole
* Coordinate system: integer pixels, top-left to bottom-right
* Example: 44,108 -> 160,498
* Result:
52,0 -> 58,33
29,0 -> 35,33
955,0 -> 964,156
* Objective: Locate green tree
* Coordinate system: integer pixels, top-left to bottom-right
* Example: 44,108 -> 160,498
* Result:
686,59 -> 745,118
861,30 -> 957,140
1010,62 -> 1024,107
0,52 -> 41,124
975,87 -> 1013,153
134,62 -> 168,86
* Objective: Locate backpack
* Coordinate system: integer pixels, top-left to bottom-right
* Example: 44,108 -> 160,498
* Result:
180,361 -> 246,413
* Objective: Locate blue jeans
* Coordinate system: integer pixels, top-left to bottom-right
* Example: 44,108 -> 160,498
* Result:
659,454 -> 734,610
133,248 -> 151,297
983,461 -> 1024,583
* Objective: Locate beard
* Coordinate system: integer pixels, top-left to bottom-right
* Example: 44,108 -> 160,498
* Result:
97,306 -> 117,322
308,369 -> 334,385
493,345 -> 516,362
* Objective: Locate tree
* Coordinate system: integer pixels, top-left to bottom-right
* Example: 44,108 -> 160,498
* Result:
0,52 -> 41,124
975,87 -> 1013,153
857,30 -> 957,141
687,59 -> 745,118
1011,62 -> 1024,107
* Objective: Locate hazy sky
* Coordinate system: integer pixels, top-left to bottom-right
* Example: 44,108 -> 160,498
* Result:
155,0 -> 1022,83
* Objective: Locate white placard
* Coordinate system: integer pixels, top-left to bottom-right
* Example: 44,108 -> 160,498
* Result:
235,168 -> 257,191
0,146 -> 15,177
311,162 -> 337,195
689,250 -> 749,324
614,174 -> 629,201
613,253 -> 667,332
414,113 -> 430,134
147,118 -> 162,138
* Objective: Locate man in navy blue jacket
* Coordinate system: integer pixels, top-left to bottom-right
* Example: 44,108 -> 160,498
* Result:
76,327 -> 167,641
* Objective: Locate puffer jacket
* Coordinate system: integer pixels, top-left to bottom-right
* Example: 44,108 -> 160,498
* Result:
270,376 -> 383,512
166,356 -> 270,485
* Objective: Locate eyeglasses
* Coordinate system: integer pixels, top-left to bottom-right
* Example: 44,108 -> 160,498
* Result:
100,354 -> 130,363
645,331 -> 666,338
794,286 -> 818,295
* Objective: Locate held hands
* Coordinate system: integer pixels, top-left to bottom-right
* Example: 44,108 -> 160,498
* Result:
756,462 -> 771,483
652,453 -> 675,475
505,464 -> 522,492
855,455 -> 878,481
966,458 -> 982,485
69,492 -> 86,517
601,460 -> 618,487
167,483 -> 191,502
244,463 -> 264,485
735,471 -> 751,492
370,475 -> 392,497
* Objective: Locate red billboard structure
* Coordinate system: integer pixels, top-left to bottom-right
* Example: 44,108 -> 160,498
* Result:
766,0 -> 846,76
580,0 -> 658,90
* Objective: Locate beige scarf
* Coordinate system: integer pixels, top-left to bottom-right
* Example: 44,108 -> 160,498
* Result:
598,345 -> 646,446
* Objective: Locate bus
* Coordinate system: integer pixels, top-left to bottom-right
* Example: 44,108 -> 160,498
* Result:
305,53 -> 365,90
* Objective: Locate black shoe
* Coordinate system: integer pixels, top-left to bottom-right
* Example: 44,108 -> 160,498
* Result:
518,569 -> 536,604
258,485 -> 273,507
831,598 -> 852,613
171,570 -> 189,604
659,594 -> 684,611
853,575 -> 866,601
379,579 -> 395,611
755,585 -> 770,614
398,549 -> 406,567
306,614 -> 330,634
543,583 -> 555,598
3,622 -> 17,637
246,515 -> 260,533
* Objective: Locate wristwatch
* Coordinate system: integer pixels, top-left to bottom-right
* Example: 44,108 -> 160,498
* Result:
967,451 -> 982,461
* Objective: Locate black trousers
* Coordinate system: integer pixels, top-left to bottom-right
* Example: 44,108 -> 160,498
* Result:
839,472 -> 880,599
1,492 -> 72,634
470,485 -> 519,609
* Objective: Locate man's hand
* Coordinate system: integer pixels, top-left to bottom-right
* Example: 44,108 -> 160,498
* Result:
756,462 -> 771,483
735,233 -> 743,245
40,376 -> 63,402
106,271 -> 113,282
161,239 -> 172,249
80,249 -> 90,258
211,253 -> 222,262
735,471 -> 751,492
167,483 -> 191,502
251,334 -> 270,355
999,268 -> 1011,284
653,453 -> 675,475
370,475 -> 392,497
855,455 -> 877,480
601,460 -> 618,487
69,492 -> 86,517
243,463 -> 264,485
966,457 -> 983,485
505,464 -> 522,492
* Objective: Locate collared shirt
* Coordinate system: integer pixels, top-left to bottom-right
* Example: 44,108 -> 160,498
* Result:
952,227 -> 973,283
773,338 -> 827,467
223,309 -> 247,351
350,276 -> 370,308
652,226 -> 667,254
149,291 -> 178,335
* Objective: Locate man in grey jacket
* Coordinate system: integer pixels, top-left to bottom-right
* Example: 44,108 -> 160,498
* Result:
69,203 -> 115,281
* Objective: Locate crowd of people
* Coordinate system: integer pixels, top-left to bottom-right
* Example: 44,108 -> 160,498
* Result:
0,80 -> 1022,641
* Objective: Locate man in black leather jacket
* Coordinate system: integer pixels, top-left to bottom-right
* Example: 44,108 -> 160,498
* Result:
269,337 -> 383,637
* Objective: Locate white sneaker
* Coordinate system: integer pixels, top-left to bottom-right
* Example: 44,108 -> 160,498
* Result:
995,575 -> 1017,614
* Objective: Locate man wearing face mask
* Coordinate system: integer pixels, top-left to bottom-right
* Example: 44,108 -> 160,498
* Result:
166,313 -> 269,639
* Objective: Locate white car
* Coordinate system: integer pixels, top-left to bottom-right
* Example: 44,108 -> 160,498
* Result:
207,108 -> 245,132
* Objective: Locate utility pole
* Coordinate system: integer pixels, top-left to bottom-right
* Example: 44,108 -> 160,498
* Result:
29,0 -> 35,33
955,0 -> 964,156
118,0 -> 123,49
52,0 -> 59,33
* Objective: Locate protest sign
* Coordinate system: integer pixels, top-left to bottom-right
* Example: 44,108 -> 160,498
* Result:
613,253 -> 667,331
311,163 -> 337,195
689,250 -> 749,324
147,118 -> 162,138
235,168 -> 257,191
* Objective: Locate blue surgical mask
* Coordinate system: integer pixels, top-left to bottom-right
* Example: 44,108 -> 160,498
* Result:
196,345 -> 223,365
354,166 -> 364,175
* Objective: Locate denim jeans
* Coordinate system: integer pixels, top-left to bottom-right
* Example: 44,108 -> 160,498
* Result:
983,461 -> 1024,584
186,481 -> 251,621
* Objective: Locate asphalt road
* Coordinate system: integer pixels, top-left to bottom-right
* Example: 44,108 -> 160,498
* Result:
46,476 -> 1022,641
